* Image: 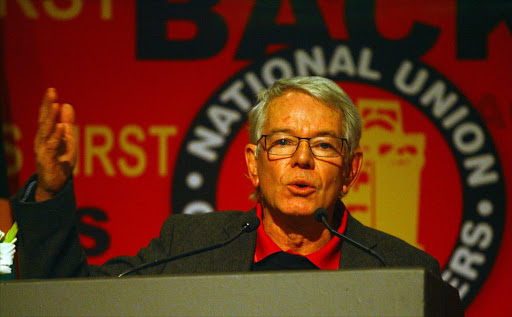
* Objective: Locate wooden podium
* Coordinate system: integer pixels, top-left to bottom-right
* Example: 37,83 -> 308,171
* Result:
0,268 -> 463,316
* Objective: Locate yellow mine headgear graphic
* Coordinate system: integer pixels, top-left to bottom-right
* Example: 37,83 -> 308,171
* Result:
344,99 -> 426,250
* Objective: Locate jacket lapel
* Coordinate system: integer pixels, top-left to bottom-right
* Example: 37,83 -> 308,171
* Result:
338,212 -> 382,269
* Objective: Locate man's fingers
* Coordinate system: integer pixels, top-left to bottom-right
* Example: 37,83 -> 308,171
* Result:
37,88 -> 58,140
45,123 -> 65,150
38,102 -> 60,139
38,88 -> 57,124
60,103 -> 75,124
57,123 -> 77,165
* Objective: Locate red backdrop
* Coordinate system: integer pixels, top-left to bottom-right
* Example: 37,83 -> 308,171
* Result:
1,1 -> 511,315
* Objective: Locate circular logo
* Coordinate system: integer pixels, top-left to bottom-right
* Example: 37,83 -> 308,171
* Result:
172,43 -> 505,307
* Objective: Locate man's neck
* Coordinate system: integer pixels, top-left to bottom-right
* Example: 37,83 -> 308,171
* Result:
261,209 -> 333,255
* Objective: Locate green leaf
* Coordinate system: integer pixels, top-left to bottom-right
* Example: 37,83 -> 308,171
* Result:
4,222 -> 18,243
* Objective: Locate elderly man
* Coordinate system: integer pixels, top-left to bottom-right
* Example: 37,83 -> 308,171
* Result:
11,76 -> 439,278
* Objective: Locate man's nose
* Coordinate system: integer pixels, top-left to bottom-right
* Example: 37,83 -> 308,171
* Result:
291,140 -> 315,169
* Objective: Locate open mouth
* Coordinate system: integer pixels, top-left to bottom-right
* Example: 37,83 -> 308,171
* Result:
288,183 -> 315,196
289,182 -> 314,192
287,178 -> 315,194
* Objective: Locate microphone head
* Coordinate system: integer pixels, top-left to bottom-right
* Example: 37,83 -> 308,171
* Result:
313,208 -> 328,223
242,213 -> 260,233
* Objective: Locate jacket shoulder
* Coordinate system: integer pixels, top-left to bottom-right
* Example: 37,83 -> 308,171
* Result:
158,210 -> 254,248
163,210 -> 251,231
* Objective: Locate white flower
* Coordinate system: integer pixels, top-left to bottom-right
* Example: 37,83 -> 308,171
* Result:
0,241 -> 16,274
0,225 -> 17,274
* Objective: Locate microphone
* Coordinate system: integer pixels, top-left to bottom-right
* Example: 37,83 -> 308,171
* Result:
118,214 -> 260,277
314,208 -> 387,267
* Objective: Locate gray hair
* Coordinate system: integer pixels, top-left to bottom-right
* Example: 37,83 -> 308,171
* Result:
247,76 -> 362,163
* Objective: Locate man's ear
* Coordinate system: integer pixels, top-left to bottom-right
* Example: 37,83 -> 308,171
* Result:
245,143 -> 259,188
342,148 -> 363,195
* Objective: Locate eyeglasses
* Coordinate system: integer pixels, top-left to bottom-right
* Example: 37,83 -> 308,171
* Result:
258,134 -> 347,157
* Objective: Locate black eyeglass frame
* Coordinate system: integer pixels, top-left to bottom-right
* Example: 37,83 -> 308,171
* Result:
257,134 -> 348,158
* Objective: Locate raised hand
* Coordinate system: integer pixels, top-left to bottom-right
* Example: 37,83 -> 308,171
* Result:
34,88 -> 77,202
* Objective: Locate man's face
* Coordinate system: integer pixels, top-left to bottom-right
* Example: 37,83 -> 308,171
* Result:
245,90 -> 361,218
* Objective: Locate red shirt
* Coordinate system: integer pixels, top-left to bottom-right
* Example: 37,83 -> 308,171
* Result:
253,203 -> 348,270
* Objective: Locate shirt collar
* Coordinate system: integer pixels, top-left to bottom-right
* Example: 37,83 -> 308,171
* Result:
254,202 -> 348,270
